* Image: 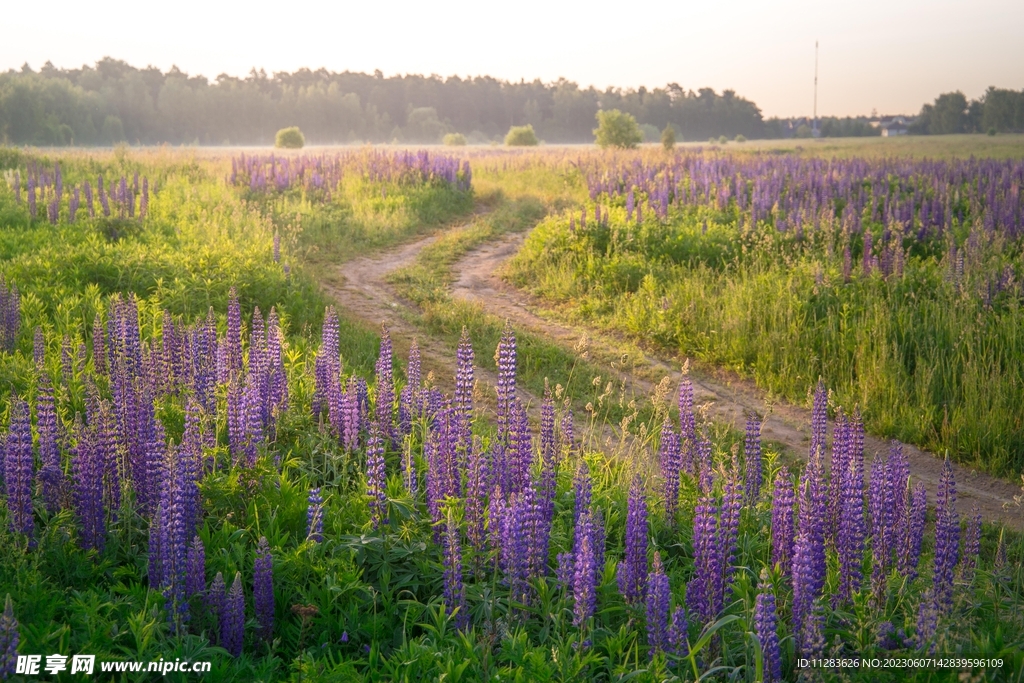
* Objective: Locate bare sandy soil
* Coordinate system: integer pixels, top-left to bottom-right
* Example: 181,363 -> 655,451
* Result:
324,223 -> 1024,531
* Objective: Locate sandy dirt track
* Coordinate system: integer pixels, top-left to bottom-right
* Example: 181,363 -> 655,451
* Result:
324,223 -> 1024,531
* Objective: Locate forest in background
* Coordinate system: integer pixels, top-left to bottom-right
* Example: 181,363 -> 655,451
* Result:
1,58 -> 1022,145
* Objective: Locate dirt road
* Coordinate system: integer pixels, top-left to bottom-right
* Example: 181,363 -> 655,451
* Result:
326,222 -> 1024,531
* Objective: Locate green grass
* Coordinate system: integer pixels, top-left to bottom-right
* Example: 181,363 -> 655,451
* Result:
0,146 -> 1022,683
506,172 -> 1024,478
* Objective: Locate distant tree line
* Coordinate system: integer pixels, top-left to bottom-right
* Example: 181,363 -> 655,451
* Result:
911,88 -> 1024,134
0,58 -> 765,145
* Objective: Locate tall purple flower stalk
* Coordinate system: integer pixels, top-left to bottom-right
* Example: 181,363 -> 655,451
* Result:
465,441 -> 489,551
572,509 -> 598,630
770,469 -> 795,579
646,552 -> 670,657
744,415 -> 763,503
793,449 -> 826,655
313,308 -> 339,418
222,572 -> 245,657
306,488 -> 324,542
836,440 -> 865,606
660,422 -> 682,522
209,572 -> 226,645
617,476 -> 649,604
0,595 -> 18,680
495,322 -> 517,438
186,535 -> 206,600
366,423 -> 387,529
455,327 -> 474,428
687,493 -> 721,624
4,399 -> 34,542
399,340 -> 422,437
678,379 -> 697,473
36,373 -> 64,513
375,325 -> 396,446
754,570 -> 782,683
254,537 -> 274,641
443,519 -> 467,629
898,483 -> 927,581
71,416 -> 105,551
810,379 -> 827,460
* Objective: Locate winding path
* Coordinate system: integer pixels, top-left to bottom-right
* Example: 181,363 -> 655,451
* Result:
324,220 -> 1024,531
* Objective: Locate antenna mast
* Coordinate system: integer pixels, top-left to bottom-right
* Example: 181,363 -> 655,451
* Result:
813,41 -> 819,136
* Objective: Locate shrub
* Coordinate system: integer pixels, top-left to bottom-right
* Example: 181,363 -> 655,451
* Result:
594,110 -> 643,149
443,133 -> 467,146
640,123 -> 660,142
275,127 -> 305,149
735,134 -> 747,143
505,125 -> 539,146
987,128 -> 997,136
661,125 -> 676,151
718,135 -> 729,144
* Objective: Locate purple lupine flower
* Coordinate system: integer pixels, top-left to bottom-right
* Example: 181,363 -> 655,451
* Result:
186,536 -> 206,599
499,488 -> 533,604
71,416 -> 105,551
687,493 -> 720,625
455,327 -> 474,426
306,487 -> 324,542
836,441 -> 865,606
140,177 -> 148,218
4,399 -> 34,542
443,519 -> 467,629
36,373 -> 64,513
914,589 -> 939,652
0,594 -> 18,680
495,321 -> 517,438
312,308 -> 339,418
792,452 -> 826,655
617,476 -> 649,604
695,432 -> 713,493
667,606 -> 689,656
254,537 -> 274,641
366,422 -> 387,529
809,379 -> 827,460
222,572 -> 245,657
84,180 -> 94,217
959,506 -> 982,581
572,511 -> 597,630
770,469 -> 795,579
505,399 -> 533,496
645,552 -> 670,657
399,339 -> 422,436
341,379 -> 360,451
678,379 -> 697,473
560,407 -> 576,456
899,483 -> 927,581
744,415 -> 762,503
826,412 -> 851,546
374,326 -> 396,446
272,232 -> 281,263
660,422 -> 682,522
209,572 -> 226,644
754,570 -> 781,683
715,472 -> 743,602
465,441 -> 489,551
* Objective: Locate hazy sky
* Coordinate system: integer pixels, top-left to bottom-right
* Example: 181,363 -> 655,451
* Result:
3,0 -> 1022,118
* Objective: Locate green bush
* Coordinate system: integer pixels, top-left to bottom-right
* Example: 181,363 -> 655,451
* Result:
594,110 -> 643,149
734,134 -> 747,142
275,126 -> 305,149
988,127 -> 997,136
718,135 -> 729,144
504,124 -> 539,146
443,133 -> 467,146
661,125 -> 676,151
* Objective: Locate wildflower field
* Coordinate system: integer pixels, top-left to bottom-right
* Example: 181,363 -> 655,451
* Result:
0,142 -> 1021,682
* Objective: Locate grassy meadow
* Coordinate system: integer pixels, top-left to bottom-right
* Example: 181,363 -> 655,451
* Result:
0,140 -> 1020,682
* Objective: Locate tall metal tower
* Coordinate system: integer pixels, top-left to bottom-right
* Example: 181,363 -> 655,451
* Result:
813,41 -> 820,137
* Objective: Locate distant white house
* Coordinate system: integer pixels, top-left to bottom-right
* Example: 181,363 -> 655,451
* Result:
880,115 -> 911,137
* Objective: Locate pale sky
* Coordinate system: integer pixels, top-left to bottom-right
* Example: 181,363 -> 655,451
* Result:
3,0 -> 1022,118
